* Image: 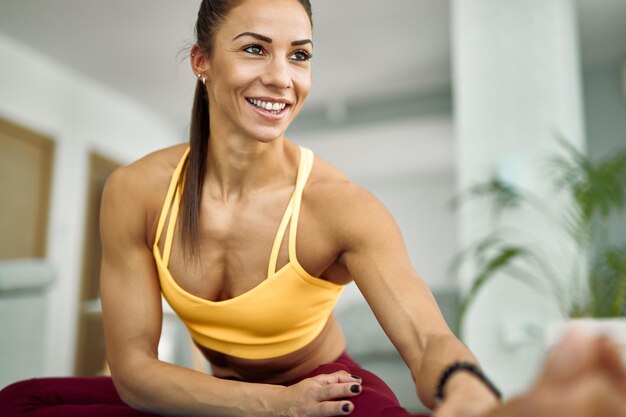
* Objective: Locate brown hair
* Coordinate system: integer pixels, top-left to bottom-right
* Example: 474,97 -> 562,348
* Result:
179,0 -> 313,257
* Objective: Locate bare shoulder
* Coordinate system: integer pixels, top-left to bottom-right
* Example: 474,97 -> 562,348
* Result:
305,153 -> 391,230
101,143 -> 188,244
105,143 -> 188,195
306,155 -> 353,201
305,152 -> 407,261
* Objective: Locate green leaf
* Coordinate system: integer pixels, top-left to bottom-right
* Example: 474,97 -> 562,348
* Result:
588,246 -> 626,317
607,248 -> 626,316
457,246 -> 533,332
450,177 -> 526,222
550,139 -> 626,226
451,137 -> 626,326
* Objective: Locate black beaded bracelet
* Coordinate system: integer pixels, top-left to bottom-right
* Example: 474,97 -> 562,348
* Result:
435,362 -> 502,405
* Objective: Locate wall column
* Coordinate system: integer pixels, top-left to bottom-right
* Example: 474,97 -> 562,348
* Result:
452,0 -> 585,395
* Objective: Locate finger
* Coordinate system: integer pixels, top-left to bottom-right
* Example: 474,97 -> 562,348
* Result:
314,381 -> 362,402
542,330 -> 596,382
314,400 -> 354,417
570,374 -> 626,417
596,336 -> 626,378
595,336 -> 626,396
312,371 -> 363,385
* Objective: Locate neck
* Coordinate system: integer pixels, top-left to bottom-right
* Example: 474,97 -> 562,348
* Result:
205,134 -> 294,203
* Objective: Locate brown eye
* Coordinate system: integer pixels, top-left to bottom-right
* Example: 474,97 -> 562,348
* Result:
290,50 -> 312,62
244,45 -> 264,55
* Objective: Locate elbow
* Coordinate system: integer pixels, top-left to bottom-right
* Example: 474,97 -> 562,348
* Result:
111,372 -> 143,410
109,360 -> 155,413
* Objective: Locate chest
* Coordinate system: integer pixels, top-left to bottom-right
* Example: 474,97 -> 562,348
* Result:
158,189 -> 344,302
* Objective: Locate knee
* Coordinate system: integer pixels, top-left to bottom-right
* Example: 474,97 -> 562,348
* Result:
1,378 -> 40,396
0,378 -> 47,411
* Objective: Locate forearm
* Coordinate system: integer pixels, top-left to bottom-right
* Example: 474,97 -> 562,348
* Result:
114,357 -> 284,417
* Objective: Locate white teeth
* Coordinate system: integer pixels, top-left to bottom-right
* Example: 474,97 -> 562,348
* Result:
248,98 -> 287,112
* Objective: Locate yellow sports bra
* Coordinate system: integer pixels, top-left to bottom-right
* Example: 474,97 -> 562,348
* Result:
153,146 -> 345,360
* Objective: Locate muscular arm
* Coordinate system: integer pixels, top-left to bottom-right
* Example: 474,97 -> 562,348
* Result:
325,183 -> 499,413
100,165 -> 281,417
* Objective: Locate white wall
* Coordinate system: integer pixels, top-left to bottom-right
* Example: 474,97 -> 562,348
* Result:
0,32 -> 179,376
292,117 -> 457,307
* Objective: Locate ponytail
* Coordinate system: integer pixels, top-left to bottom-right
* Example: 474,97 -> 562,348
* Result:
178,79 -> 210,258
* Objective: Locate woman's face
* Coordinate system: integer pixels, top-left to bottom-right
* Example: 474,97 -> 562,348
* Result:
202,0 -> 313,143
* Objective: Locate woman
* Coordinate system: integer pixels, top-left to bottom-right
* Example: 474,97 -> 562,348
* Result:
98,0 -> 500,415
1,1 -> 625,416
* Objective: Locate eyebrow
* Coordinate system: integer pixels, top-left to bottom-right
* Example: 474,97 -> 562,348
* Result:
291,39 -> 313,47
232,32 -> 313,47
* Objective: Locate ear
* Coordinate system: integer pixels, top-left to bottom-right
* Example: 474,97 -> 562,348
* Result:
190,44 -> 210,82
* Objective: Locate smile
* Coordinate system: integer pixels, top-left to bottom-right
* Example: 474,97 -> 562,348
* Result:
246,98 -> 288,115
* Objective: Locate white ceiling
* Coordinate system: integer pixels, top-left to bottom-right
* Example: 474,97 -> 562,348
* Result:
0,0 -> 625,133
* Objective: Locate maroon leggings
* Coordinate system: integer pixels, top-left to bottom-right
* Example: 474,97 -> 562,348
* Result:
0,353 -> 429,417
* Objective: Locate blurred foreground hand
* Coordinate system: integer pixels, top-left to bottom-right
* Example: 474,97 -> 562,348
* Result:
483,330 -> 626,417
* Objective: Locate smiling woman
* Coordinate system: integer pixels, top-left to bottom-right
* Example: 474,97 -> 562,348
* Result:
1,1 -> 626,417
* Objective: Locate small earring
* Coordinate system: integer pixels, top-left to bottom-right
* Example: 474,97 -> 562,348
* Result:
202,77 -> 206,85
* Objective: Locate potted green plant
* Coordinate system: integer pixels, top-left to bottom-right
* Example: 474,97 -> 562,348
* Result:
451,139 -> 626,337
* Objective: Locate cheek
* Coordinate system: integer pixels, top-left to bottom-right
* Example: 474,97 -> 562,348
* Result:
213,61 -> 259,94
293,70 -> 311,98
229,64 -> 260,86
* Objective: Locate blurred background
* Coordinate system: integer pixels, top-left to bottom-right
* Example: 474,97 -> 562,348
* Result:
0,0 -> 625,412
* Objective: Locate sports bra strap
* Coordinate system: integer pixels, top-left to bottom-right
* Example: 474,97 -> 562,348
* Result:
289,148 -> 314,262
266,147 -> 310,276
267,201 -> 293,277
157,146 -> 313,271
163,185 -> 182,266
155,147 -> 190,260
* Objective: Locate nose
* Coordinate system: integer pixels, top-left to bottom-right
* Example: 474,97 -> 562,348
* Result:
260,56 -> 292,89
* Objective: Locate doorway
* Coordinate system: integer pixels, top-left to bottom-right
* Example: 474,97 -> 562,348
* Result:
0,116 -> 54,260
74,153 -> 120,376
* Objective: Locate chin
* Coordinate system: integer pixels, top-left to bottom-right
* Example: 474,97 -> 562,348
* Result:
248,126 -> 289,144
253,133 -> 285,144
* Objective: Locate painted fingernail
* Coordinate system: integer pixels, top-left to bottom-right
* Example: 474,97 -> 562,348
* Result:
342,403 -> 351,413
351,374 -> 361,379
350,384 -> 361,393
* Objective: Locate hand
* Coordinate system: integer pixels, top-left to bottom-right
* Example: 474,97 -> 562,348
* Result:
478,330 -> 626,417
516,330 -> 626,417
276,371 -> 362,417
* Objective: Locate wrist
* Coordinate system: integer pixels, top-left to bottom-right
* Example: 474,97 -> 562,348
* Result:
260,384 -> 290,417
444,372 -> 501,404
435,362 -> 502,406
229,381 -> 288,417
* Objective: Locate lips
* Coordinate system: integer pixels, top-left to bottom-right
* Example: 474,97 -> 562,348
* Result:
247,98 -> 287,112
246,97 -> 291,118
